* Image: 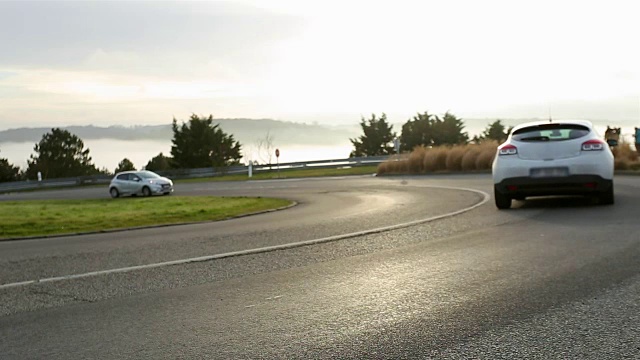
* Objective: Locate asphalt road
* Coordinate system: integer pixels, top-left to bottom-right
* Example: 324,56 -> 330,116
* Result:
1,174 -> 639,359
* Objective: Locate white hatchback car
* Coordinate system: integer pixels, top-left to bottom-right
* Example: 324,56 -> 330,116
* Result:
109,170 -> 174,198
492,120 -> 614,209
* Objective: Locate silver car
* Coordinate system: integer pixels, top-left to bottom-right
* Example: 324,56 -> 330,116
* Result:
109,170 -> 174,198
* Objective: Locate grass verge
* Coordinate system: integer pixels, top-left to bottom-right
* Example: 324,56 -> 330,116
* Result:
177,165 -> 378,183
0,196 -> 292,240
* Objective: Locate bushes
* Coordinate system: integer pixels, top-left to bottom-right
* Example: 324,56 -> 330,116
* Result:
445,146 -> 466,172
461,146 -> 480,171
423,147 -> 448,172
377,142 -> 497,174
612,142 -> 640,170
377,139 -> 640,174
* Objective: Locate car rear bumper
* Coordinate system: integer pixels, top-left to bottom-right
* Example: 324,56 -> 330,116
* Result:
495,175 -> 612,197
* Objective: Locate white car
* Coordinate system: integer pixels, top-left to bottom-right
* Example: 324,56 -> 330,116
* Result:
109,170 -> 174,198
492,120 -> 614,209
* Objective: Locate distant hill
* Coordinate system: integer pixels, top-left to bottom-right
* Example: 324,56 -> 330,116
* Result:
0,119 -> 361,146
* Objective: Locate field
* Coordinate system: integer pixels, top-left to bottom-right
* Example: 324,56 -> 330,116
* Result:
0,196 -> 292,239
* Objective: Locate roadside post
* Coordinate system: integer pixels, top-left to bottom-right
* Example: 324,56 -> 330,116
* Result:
275,149 -> 280,178
248,161 -> 253,178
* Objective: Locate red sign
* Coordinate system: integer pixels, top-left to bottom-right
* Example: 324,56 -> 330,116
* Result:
275,149 -> 280,157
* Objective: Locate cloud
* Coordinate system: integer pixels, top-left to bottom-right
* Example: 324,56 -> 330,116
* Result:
0,1 -> 303,77
0,0 -> 638,130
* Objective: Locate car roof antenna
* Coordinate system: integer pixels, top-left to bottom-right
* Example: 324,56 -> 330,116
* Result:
548,106 -> 552,123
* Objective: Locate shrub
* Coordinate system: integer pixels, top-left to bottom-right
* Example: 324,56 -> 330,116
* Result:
474,141 -> 497,170
461,146 -> 480,171
445,146 -> 467,171
614,158 -> 630,170
613,143 -> 638,162
407,146 -> 428,173
377,158 -> 409,174
424,147 -> 448,172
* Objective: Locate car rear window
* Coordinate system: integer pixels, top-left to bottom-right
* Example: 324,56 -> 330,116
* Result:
512,124 -> 590,142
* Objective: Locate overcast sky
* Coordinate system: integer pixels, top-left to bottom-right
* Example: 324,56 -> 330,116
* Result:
0,0 -> 638,130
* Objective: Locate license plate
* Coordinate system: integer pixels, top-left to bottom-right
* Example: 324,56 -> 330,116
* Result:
530,167 -> 569,178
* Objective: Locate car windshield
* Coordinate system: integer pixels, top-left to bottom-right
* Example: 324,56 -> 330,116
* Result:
512,124 -> 590,142
137,171 -> 161,179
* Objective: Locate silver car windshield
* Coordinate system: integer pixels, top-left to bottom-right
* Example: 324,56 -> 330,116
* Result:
138,171 -> 161,179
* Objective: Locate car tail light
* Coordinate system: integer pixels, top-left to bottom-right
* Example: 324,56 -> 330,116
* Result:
581,139 -> 605,151
498,144 -> 518,156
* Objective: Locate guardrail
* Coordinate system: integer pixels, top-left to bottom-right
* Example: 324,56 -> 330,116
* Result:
0,156 -> 388,193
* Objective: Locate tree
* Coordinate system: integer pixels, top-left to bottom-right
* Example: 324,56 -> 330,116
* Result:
26,128 -> 99,179
114,158 -> 136,173
255,131 -> 275,165
145,153 -> 172,171
431,112 -> 468,146
350,113 -> 397,157
0,151 -> 21,182
480,120 -> 510,143
400,111 -> 434,152
171,114 -> 242,168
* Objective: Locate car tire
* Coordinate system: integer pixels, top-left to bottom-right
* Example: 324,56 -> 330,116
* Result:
163,192 -> 171,196
142,186 -> 152,197
494,186 -> 512,210
110,188 -> 119,198
598,184 -> 614,205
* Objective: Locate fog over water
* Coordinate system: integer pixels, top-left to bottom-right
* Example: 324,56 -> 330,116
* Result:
0,119 -> 636,174
0,139 -> 354,173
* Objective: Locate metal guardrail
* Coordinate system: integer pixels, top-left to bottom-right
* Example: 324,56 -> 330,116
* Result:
0,156 -> 388,193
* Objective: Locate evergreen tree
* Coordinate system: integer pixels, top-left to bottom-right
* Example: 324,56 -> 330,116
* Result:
145,153 -> 172,171
0,151 -> 21,182
171,114 -> 242,168
431,112 -> 468,146
26,128 -> 99,179
350,113 -> 397,157
400,112 -> 434,152
114,158 -> 136,173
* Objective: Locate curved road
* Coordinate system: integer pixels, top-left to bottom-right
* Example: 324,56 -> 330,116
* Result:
1,174 -> 639,359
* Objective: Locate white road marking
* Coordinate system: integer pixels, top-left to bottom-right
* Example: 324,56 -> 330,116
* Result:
0,186 -> 490,290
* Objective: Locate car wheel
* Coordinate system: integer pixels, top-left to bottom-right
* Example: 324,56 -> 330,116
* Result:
494,186 -> 512,210
598,184 -> 614,205
142,186 -> 152,197
110,188 -> 120,198
163,192 -> 171,196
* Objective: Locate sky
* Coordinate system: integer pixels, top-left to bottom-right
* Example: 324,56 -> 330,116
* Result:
0,0 -> 638,132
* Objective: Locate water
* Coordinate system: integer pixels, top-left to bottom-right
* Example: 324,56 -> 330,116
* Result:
2,119 -> 636,173
0,139 -> 353,173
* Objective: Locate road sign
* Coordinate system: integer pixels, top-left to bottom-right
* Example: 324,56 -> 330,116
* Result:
275,149 -> 280,158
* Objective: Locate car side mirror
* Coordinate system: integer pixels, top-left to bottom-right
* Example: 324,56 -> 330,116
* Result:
606,139 -> 618,147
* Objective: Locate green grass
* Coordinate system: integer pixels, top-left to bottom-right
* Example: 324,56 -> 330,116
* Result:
177,165 -> 378,183
0,196 -> 292,239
